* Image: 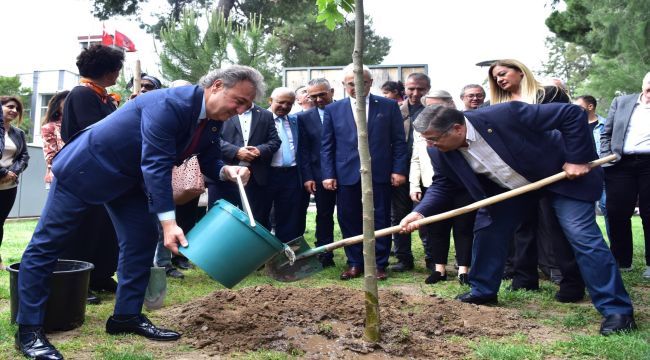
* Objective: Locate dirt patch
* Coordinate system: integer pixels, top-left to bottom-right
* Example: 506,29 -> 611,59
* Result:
165,285 -> 562,359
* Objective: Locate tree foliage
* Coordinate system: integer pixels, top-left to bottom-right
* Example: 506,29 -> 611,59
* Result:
545,0 -> 650,109
541,35 -> 592,96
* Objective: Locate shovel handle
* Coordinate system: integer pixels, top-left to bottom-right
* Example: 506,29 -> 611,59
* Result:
314,154 -> 616,255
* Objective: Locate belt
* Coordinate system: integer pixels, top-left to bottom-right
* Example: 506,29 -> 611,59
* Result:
271,166 -> 297,173
622,153 -> 650,160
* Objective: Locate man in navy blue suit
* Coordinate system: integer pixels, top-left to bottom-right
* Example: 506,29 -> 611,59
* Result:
321,64 -> 408,280
297,78 -> 337,267
15,66 -> 264,359
400,103 -> 636,336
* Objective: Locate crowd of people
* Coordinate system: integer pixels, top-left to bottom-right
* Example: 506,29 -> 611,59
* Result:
0,43 -> 647,358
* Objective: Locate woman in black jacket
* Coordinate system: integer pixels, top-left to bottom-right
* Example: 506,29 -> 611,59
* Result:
0,96 -> 30,269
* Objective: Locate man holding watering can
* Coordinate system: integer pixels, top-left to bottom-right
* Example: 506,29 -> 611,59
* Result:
15,66 -> 263,359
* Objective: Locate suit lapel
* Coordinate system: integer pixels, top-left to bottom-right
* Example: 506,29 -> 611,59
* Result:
465,114 -> 522,174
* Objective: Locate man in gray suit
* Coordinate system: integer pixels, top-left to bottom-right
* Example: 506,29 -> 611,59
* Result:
600,72 -> 650,279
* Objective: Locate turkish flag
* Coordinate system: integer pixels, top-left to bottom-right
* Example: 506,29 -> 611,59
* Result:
114,31 -> 136,52
101,28 -> 113,46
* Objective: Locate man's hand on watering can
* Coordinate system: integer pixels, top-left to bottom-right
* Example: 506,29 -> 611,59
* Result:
399,212 -> 424,233
223,165 -> 251,185
162,219 -> 187,255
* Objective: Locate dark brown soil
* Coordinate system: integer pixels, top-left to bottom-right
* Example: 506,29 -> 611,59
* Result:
165,285 -> 562,359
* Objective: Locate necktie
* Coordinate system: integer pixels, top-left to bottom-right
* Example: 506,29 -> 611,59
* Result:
277,117 -> 294,166
181,119 -> 207,160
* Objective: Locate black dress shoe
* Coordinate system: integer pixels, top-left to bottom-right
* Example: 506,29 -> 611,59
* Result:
15,328 -> 63,359
555,291 -> 584,303
172,257 -> 194,270
389,261 -> 414,272
319,257 -> 335,268
106,314 -> 181,341
87,290 -> 101,305
90,277 -> 118,293
600,314 -> 637,336
455,291 -> 498,305
425,271 -> 447,284
458,273 -> 469,286
164,265 -> 185,279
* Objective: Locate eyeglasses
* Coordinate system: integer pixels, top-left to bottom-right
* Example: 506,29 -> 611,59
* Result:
423,125 -> 455,143
463,94 -> 484,99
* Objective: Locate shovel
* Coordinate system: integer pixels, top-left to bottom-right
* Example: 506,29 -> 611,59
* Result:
265,154 -> 616,282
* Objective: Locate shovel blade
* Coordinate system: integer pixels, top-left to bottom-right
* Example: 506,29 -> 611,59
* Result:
265,236 -> 323,282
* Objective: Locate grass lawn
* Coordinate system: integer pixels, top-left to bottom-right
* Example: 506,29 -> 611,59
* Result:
0,214 -> 648,359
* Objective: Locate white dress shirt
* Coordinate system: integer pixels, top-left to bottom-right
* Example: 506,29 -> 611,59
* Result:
458,118 -> 530,190
271,115 -> 296,167
238,106 -> 254,146
622,94 -> 650,154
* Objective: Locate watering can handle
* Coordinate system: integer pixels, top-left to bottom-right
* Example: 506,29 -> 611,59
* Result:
311,154 -> 616,255
236,174 -> 256,227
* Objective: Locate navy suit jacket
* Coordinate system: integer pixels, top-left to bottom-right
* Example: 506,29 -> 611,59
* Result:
321,94 -> 408,185
415,102 -> 603,229
52,85 -> 224,214
220,105 -> 280,186
297,107 -> 325,182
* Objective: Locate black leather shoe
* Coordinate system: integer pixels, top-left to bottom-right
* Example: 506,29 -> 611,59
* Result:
15,328 -> 63,359
106,314 -> 181,341
424,271 -> 447,284
389,261 -> 414,272
319,257 -> 335,268
87,290 -> 101,305
600,314 -> 637,336
172,257 -> 194,270
555,291 -> 584,303
458,273 -> 469,286
164,265 -> 185,279
455,291 -> 498,305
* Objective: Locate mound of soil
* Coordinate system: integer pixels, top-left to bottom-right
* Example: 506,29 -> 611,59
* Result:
165,285 -> 549,359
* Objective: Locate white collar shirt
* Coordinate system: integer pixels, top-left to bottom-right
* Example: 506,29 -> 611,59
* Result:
622,94 -> 650,154
238,106 -> 254,146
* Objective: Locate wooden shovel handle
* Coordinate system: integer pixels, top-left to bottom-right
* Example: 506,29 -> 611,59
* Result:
320,154 -> 616,252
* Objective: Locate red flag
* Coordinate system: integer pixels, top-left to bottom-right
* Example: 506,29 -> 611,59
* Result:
101,26 -> 113,46
114,31 -> 136,52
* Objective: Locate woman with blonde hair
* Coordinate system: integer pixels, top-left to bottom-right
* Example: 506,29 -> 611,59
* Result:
488,59 -> 569,105
487,59 -> 580,303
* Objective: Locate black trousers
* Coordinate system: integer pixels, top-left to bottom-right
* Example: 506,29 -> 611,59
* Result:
605,154 -> 650,267
512,192 -> 585,294
391,181 -> 413,264
0,187 -> 18,251
422,189 -> 475,266
60,204 -> 119,286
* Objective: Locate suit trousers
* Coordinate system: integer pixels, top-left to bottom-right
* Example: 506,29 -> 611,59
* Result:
512,193 -> 585,295
424,190 -> 475,266
605,154 -> 650,267
313,182 -> 337,261
337,182 -> 391,269
390,181 -> 413,264
261,167 -> 309,243
17,180 -> 159,325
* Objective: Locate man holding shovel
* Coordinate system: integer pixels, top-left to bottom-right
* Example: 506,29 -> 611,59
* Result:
15,66 -> 262,359
400,103 -> 636,336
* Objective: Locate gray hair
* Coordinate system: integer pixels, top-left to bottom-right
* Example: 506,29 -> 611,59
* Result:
643,72 -> 650,85
270,87 -> 295,99
341,63 -> 371,80
460,84 -> 485,98
413,105 -> 465,133
308,78 -> 331,88
406,72 -> 431,88
199,65 -> 266,100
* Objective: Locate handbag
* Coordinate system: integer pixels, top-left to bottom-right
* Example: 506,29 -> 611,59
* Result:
171,155 -> 205,205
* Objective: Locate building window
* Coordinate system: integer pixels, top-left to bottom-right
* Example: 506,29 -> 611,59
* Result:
40,94 -> 54,121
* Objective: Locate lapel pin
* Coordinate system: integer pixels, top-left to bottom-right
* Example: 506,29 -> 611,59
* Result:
487,128 -> 493,133
211,126 -> 218,132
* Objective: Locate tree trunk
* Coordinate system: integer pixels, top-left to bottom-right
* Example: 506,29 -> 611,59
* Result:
352,0 -> 380,343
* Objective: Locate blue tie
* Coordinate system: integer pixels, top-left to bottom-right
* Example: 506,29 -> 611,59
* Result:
277,117 -> 294,166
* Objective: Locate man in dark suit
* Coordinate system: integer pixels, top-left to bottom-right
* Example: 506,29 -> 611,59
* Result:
322,64 -> 408,280
400,103 -> 635,336
601,72 -> 650,278
297,78 -> 336,267
208,104 -> 280,220
264,87 -> 310,242
15,66 -> 263,359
